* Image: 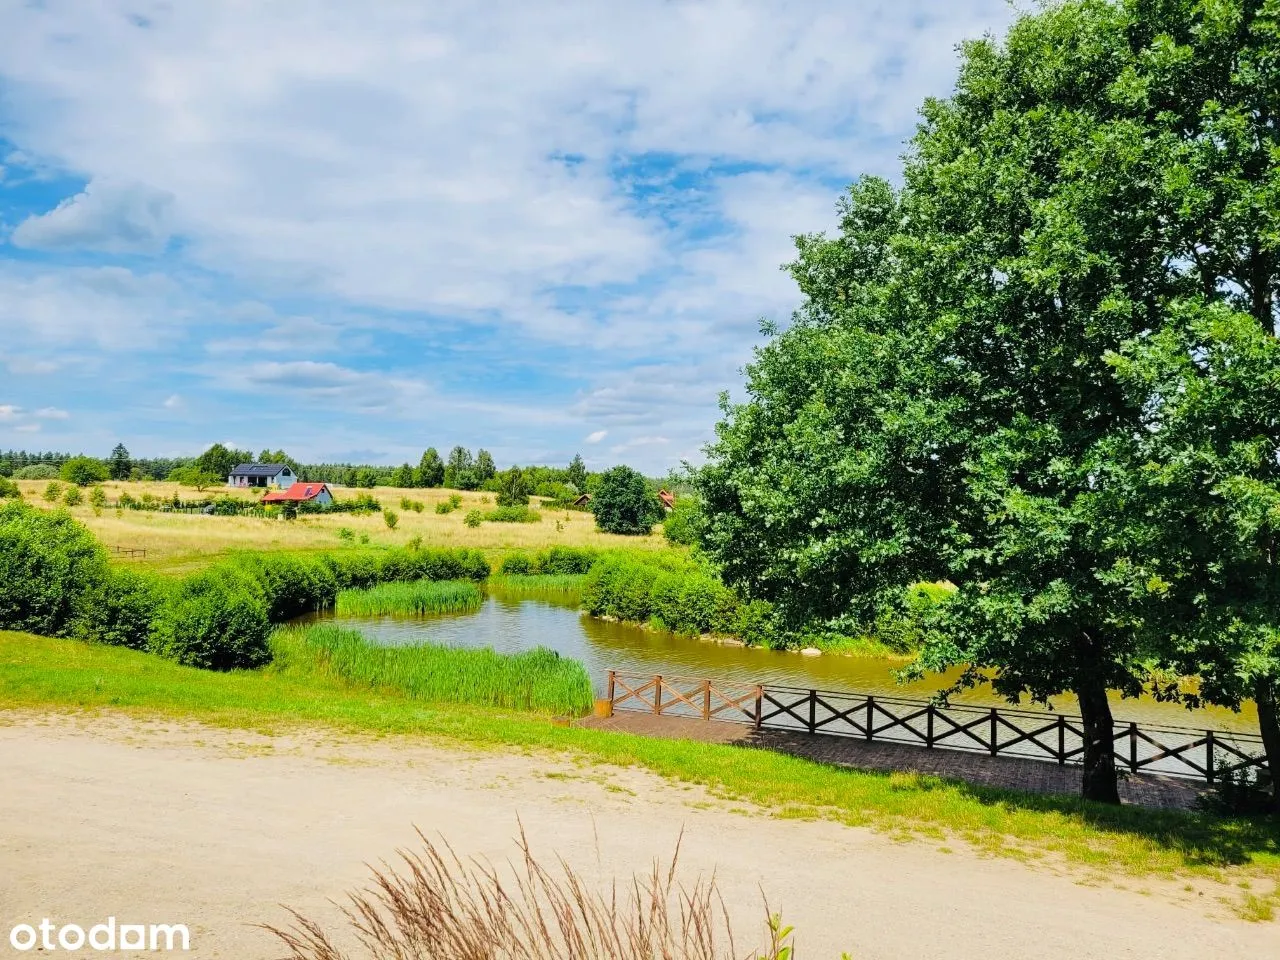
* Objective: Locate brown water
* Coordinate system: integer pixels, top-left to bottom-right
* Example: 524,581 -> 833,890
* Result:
297,585 -> 1259,733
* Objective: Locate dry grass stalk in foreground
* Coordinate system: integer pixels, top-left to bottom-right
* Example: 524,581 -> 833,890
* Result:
266,827 -> 839,960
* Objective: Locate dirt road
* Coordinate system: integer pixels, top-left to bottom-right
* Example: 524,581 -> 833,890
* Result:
0,713 -> 1274,959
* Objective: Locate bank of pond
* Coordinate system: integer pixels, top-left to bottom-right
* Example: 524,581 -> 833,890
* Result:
0,500 -> 1256,731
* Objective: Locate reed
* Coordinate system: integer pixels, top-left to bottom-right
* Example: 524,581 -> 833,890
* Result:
335,579 -> 484,617
271,624 -> 593,714
487,573 -> 585,601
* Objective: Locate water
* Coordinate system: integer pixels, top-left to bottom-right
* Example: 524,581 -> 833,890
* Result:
295,585 -> 1259,733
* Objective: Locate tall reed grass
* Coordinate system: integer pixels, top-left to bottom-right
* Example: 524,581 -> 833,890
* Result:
487,573 -> 585,602
271,624 -> 593,714
266,827 -> 817,960
335,580 -> 484,617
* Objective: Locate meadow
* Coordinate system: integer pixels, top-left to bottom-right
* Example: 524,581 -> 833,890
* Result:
12,478 -> 671,575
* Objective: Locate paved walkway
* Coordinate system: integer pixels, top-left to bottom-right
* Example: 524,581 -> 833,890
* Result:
578,711 -> 1208,809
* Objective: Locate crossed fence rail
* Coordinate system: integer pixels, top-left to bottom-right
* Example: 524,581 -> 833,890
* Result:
108,545 -> 147,558
604,671 -> 1267,783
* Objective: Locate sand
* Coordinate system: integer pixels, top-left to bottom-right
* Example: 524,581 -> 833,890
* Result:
0,713 -> 1275,959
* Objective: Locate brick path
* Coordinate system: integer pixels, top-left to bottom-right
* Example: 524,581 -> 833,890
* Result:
577,710 -> 1208,809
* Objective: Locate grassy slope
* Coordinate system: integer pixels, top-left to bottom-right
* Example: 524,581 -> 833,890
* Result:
2,630 -> 1279,908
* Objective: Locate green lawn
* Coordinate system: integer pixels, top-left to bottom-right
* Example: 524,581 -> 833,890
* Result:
2,629 -> 1279,912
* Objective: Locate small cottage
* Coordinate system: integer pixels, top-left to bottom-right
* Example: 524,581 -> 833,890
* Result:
261,482 -> 333,506
657,489 -> 676,511
572,493 -> 592,507
228,463 -> 297,489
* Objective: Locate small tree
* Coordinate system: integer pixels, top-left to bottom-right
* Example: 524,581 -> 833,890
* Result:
475,449 -> 496,483
495,466 -> 530,508
416,448 -> 445,488
444,446 -> 475,490
169,466 -> 220,492
566,454 -> 587,492
391,463 -> 415,488
108,443 -> 132,481
384,509 -> 399,530
662,495 -> 703,547
592,466 -> 661,535
62,486 -> 83,507
43,481 -> 62,503
60,456 -> 110,486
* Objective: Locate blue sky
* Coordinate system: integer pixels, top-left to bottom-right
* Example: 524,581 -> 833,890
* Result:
0,0 -> 1014,472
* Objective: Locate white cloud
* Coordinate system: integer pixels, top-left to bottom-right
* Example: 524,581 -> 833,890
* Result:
584,429 -> 607,444
0,404 -> 20,421
11,178 -> 176,254
34,407 -> 69,419
14,423 -> 40,433
162,394 -> 183,409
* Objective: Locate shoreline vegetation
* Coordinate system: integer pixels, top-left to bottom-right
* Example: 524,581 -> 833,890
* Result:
3,628 -> 1279,915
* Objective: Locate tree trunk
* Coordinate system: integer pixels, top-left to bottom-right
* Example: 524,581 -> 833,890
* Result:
1253,676 -> 1280,814
1076,674 -> 1120,805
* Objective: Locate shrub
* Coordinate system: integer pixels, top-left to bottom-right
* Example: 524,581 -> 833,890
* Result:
662,495 -> 703,547
43,481 -> 62,503
485,506 -> 541,523
464,509 -> 483,528
149,567 -> 271,670
14,463 -> 59,480
62,486 -> 84,507
592,466 -> 662,535
536,545 -> 598,575
449,493 -> 462,509
88,486 -> 107,510
0,476 -> 20,499
227,553 -> 338,621
495,467 -> 530,508
71,567 -> 165,650
500,552 -> 535,575
60,456 -> 111,486
384,509 -> 399,530
0,501 -> 109,636
336,526 -> 355,542
435,500 -> 455,515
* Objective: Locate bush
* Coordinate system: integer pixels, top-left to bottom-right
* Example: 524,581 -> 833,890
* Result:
0,501 -> 109,636
495,467 -> 530,508
149,567 -> 271,670
500,546 -> 598,576
43,481 -> 62,503
662,496 -> 703,546
592,466 -> 662,535
580,551 -> 748,637
435,500 -> 455,515
227,553 -> 338,622
13,463 -> 59,480
0,476 -> 20,499
464,509 -> 483,528
88,486 -> 107,510
384,509 -> 399,530
62,486 -> 84,507
337,527 -> 355,542
485,506 -> 541,523
500,552 -> 535,575
60,456 -> 111,486
71,567 -> 165,650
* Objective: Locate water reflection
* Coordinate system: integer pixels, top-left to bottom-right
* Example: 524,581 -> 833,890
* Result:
295,587 -> 1257,732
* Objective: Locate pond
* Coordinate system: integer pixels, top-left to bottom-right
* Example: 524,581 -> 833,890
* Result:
295,583 -> 1259,733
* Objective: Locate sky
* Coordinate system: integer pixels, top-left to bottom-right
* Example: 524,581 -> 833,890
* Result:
0,0 -> 1016,472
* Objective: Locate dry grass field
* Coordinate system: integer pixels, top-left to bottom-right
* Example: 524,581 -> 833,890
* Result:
12,479 -> 670,575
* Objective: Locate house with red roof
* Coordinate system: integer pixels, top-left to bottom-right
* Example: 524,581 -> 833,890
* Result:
261,482 -> 334,506
657,489 -> 675,511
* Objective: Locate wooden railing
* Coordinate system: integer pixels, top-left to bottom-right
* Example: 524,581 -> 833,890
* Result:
108,545 -> 147,558
604,671 -> 1268,783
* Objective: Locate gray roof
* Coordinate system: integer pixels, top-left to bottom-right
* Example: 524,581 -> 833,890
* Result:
229,463 -> 291,477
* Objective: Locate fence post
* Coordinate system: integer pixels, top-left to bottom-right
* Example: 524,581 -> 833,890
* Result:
753,685 -> 763,731
865,697 -> 874,742
1129,722 -> 1138,774
702,680 -> 711,721
808,689 -> 817,734
1206,731 -> 1215,783
653,676 -> 662,716
1057,714 -> 1066,765
606,670 -> 616,706
926,703 -> 934,748
989,709 -> 998,757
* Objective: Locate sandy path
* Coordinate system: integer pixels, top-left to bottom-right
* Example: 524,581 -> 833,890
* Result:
0,714 -> 1275,960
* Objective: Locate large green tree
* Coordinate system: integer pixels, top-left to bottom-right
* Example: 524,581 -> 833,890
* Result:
416,448 -> 445,488
474,449 -> 496,483
444,446 -> 476,490
699,0 -> 1280,803
196,443 -> 252,480
108,443 -> 132,481
593,466 -> 661,535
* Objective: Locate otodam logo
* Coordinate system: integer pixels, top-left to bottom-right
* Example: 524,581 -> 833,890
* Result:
8,917 -> 191,952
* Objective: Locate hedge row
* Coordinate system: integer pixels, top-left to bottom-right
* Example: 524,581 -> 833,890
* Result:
499,546 -> 599,576
0,502 -> 489,670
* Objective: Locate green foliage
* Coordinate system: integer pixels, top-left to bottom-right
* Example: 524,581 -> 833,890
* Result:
337,527 -> 355,542
435,493 -> 464,515
59,456 -> 110,486
444,446 -> 476,490
270,624 -> 593,714
391,463 -> 415,488
495,465 -> 531,507
108,443 -> 132,481
592,465 -> 661,535
415,448 -> 445,488
149,567 -> 272,670
195,442 -> 252,480
43,481 -> 62,502
484,505 -> 541,523
13,463 -> 58,480
399,496 -> 424,513
88,486 -> 107,509
71,567 -> 164,650
335,579 -> 484,617
0,476 -> 20,499
464,509 -> 483,528
0,501 -> 109,637
168,465 -> 221,491
383,509 -> 399,530
661,494 -> 703,546
581,553 -> 739,637
566,453 -> 587,491
62,486 -> 83,507
474,449 -> 496,483
501,546 -> 598,576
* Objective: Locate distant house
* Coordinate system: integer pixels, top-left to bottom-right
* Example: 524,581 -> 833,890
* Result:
228,463 -> 297,489
261,482 -> 334,506
657,489 -> 676,511
572,493 -> 592,507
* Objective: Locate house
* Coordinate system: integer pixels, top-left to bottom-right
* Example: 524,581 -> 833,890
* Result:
261,482 -> 334,506
572,493 -> 592,507
657,489 -> 676,511
228,463 -> 297,489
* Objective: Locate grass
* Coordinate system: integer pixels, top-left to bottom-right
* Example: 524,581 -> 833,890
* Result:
487,573 -> 586,601
269,624 -> 593,714
12,479 -> 671,574
335,579 -> 484,617
3,629 -> 1280,901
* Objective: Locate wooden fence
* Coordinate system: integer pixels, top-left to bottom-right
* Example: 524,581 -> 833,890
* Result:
604,671 -> 1268,783
108,545 -> 147,559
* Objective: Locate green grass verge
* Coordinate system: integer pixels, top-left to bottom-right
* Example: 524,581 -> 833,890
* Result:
2,630 -> 1279,896
487,573 -> 586,600
335,579 -> 484,616
270,623 -> 592,714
